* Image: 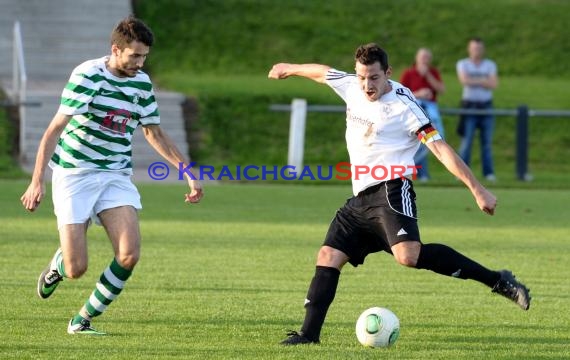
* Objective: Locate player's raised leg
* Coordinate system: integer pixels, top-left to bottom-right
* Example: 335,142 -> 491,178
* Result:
393,241 -> 531,310
37,223 -> 89,299
67,206 -> 140,335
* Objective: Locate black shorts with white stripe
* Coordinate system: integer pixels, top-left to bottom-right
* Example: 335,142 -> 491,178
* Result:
323,178 -> 420,267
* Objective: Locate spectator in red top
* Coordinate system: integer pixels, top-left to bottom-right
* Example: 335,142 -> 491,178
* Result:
400,48 -> 445,181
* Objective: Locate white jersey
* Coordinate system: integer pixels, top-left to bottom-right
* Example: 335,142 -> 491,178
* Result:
325,69 -> 440,195
50,56 -> 160,174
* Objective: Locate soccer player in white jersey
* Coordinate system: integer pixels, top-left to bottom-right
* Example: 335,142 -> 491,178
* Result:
268,43 -> 530,345
20,16 -> 203,335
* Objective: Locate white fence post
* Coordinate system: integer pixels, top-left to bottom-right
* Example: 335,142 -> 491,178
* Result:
287,98 -> 307,171
13,21 -> 28,163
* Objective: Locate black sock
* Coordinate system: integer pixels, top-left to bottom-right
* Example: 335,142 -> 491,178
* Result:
416,243 -> 500,288
300,266 -> 340,341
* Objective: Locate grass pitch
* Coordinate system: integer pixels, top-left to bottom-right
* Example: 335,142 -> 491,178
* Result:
0,180 -> 568,359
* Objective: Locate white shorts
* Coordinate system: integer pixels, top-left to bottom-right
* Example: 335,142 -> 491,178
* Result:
52,169 -> 142,229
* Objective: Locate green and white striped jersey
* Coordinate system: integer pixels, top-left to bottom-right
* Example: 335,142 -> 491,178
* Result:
49,56 -> 160,174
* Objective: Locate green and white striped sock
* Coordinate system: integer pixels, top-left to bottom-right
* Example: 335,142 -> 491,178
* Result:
55,250 -> 66,278
81,258 -> 132,319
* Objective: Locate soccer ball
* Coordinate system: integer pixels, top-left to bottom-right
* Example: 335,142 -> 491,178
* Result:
355,307 -> 400,348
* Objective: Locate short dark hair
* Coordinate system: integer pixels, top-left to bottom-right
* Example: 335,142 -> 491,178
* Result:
354,43 -> 390,71
469,37 -> 484,43
111,16 -> 154,49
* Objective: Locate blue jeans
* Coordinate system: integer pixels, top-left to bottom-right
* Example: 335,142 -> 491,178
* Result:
458,101 -> 495,176
414,100 -> 445,179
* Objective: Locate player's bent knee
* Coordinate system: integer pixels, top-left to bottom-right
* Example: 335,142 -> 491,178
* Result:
395,255 -> 418,268
317,246 -> 337,263
65,262 -> 88,279
391,241 -> 421,268
392,251 -> 419,267
116,252 -> 140,270
316,246 -> 348,269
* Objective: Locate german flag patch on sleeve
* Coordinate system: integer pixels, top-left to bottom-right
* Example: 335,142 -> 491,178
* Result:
416,124 -> 442,144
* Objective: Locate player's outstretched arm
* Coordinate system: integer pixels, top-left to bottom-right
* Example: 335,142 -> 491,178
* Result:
21,113 -> 71,212
142,124 -> 203,204
268,63 -> 331,84
426,139 -> 497,215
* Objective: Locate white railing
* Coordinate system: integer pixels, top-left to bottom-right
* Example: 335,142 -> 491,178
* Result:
12,21 -> 28,162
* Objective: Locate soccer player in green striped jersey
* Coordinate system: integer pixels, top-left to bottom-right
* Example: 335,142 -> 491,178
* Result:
20,16 -> 203,335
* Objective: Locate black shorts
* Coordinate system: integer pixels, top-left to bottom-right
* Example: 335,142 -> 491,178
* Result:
323,178 -> 420,267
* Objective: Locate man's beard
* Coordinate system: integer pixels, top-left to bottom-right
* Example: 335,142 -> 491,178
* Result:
116,64 -> 138,77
